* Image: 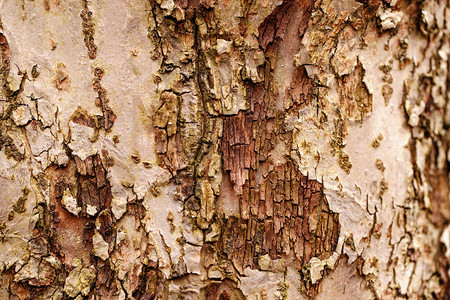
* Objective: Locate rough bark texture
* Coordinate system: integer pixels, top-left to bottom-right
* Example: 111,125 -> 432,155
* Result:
0,0 -> 449,299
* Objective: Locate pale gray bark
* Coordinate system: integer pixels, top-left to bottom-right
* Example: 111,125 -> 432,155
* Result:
0,0 -> 448,299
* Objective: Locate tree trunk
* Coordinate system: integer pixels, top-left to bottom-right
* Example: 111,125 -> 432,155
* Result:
0,0 -> 448,299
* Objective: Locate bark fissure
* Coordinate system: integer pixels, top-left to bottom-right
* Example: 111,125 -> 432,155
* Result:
0,0 -> 449,298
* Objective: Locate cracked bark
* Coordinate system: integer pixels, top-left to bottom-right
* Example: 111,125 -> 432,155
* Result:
0,0 -> 449,299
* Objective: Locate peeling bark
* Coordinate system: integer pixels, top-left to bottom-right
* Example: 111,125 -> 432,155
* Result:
0,0 -> 449,299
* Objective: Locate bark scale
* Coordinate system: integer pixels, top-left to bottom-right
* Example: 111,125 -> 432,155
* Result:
0,0 -> 448,299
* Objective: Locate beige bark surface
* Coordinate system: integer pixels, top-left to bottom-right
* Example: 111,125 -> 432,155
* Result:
0,0 -> 448,299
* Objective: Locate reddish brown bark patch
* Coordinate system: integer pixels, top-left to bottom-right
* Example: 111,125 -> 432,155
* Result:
71,107 -> 96,128
220,160 -> 340,273
220,83 -> 340,296
132,263 -> 167,300
174,0 -> 200,10
286,66 -> 314,109
47,161 -> 90,264
337,61 -> 372,121
47,153 -> 113,264
75,154 -> 112,214
201,280 -> 245,300
94,259 -> 121,299
258,0 -> 313,51
219,1 -> 340,296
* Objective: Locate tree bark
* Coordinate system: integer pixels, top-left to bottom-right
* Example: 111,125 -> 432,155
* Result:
0,0 -> 448,299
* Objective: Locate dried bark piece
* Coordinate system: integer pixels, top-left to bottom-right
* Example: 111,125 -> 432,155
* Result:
0,33 -> 10,84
